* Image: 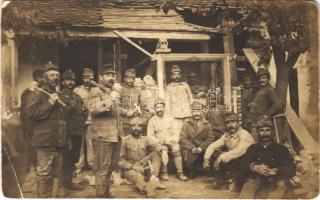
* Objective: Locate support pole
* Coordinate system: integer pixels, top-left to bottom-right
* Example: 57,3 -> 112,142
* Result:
223,32 -> 237,85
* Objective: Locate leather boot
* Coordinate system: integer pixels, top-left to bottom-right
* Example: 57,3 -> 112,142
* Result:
174,155 -> 188,181
37,180 -> 50,198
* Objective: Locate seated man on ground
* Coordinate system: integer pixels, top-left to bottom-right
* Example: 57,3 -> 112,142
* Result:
203,112 -> 254,190
239,117 -> 296,199
179,101 -> 216,178
118,117 -> 167,198
147,97 -> 188,181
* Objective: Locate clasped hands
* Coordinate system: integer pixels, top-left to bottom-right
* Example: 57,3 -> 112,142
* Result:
252,163 -> 278,176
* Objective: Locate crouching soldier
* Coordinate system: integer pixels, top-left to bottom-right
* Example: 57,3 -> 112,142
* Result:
147,98 -> 188,181
119,117 -> 167,198
203,112 -> 254,190
180,101 -> 216,178
239,117 -> 296,199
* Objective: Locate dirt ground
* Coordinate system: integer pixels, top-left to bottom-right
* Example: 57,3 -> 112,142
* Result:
21,170 -> 239,198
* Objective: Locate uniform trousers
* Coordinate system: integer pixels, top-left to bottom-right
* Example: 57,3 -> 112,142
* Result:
76,125 -> 95,169
63,135 -> 82,187
36,147 -> 64,197
122,151 -> 161,191
92,140 -> 120,197
239,177 -> 287,198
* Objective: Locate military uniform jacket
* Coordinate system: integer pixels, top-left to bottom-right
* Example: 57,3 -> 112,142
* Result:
118,135 -> 164,170
206,105 -> 226,136
147,115 -> 179,142
60,89 -> 88,136
24,85 -> 68,147
240,141 -> 296,180
74,85 -> 93,124
248,84 -> 282,124
180,119 -> 216,151
165,82 -> 193,119
20,86 -> 37,136
87,87 -> 122,142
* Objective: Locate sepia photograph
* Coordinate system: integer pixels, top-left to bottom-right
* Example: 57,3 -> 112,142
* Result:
1,0 -> 319,198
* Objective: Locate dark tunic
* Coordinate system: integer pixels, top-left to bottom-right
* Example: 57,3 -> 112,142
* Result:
240,141 -> 296,181
24,85 -> 68,147
179,119 -> 216,167
248,84 -> 282,125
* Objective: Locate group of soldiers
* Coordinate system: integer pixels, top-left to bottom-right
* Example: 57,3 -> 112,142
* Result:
20,61 -> 295,198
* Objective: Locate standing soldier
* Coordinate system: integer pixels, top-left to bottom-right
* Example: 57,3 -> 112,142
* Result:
74,68 -> 95,173
147,98 -> 188,181
165,65 -> 193,132
119,117 -> 167,198
24,62 -> 69,197
120,68 -> 141,136
20,68 -> 44,181
87,64 -> 121,197
248,68 -> 282,142
60,69 -> 88,191
241,75 -> 255,131
179,101 -> 216,178
187,72 -> 206,99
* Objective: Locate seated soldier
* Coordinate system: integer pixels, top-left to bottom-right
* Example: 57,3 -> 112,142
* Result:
239,117 -> 296,199
203,112 -> 254,190
118,117 -> 167,198
147,97 -> 188,181
180,101 -> 216,178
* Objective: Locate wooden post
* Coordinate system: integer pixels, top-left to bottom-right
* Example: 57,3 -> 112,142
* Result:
156,56 -> 166,98
223,55 -> 232,111
200,41 -> 210,87
6,32 -> 19,109
223,32 -> 237,85
97,42 -> 102,81
209,63 -> 217,91
114,39 -> 122,82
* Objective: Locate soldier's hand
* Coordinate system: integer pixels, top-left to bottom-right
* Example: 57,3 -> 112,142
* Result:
49,93 -> 60,104
131,165 -> 144,174
203,159 -> 210,169
196,147 -> 202,153
191,147 -> 198,154
214,156 -> 222,170
252,164 -> 273,176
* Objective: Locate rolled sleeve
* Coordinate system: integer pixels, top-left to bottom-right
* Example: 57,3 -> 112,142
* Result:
220,135 -> 253,163
204,135 -> 226,160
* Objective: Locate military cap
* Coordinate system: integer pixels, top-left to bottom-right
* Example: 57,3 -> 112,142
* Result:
129,117 -> 145,125
62,69 -> 76,80
101,63 -> 116,74
191,101 -> 204,110
43,61 -> 59,72
154,97 -> 165,106
224,112 -> 239,122
256,116 -> 273,128
170,65 -> 181,73
83,67 -> 94,76
124,69 -> 136,78
257,67 -> 270,78
188,72 -> 196,77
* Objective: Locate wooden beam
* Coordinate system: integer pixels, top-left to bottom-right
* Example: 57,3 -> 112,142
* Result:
223,33 -> 237,85
114,30 -> 155,59
66,30 -> 211,40
243,48 -> 318,152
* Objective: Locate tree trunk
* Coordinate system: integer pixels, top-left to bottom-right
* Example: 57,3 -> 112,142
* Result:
289,68 -> 299,114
